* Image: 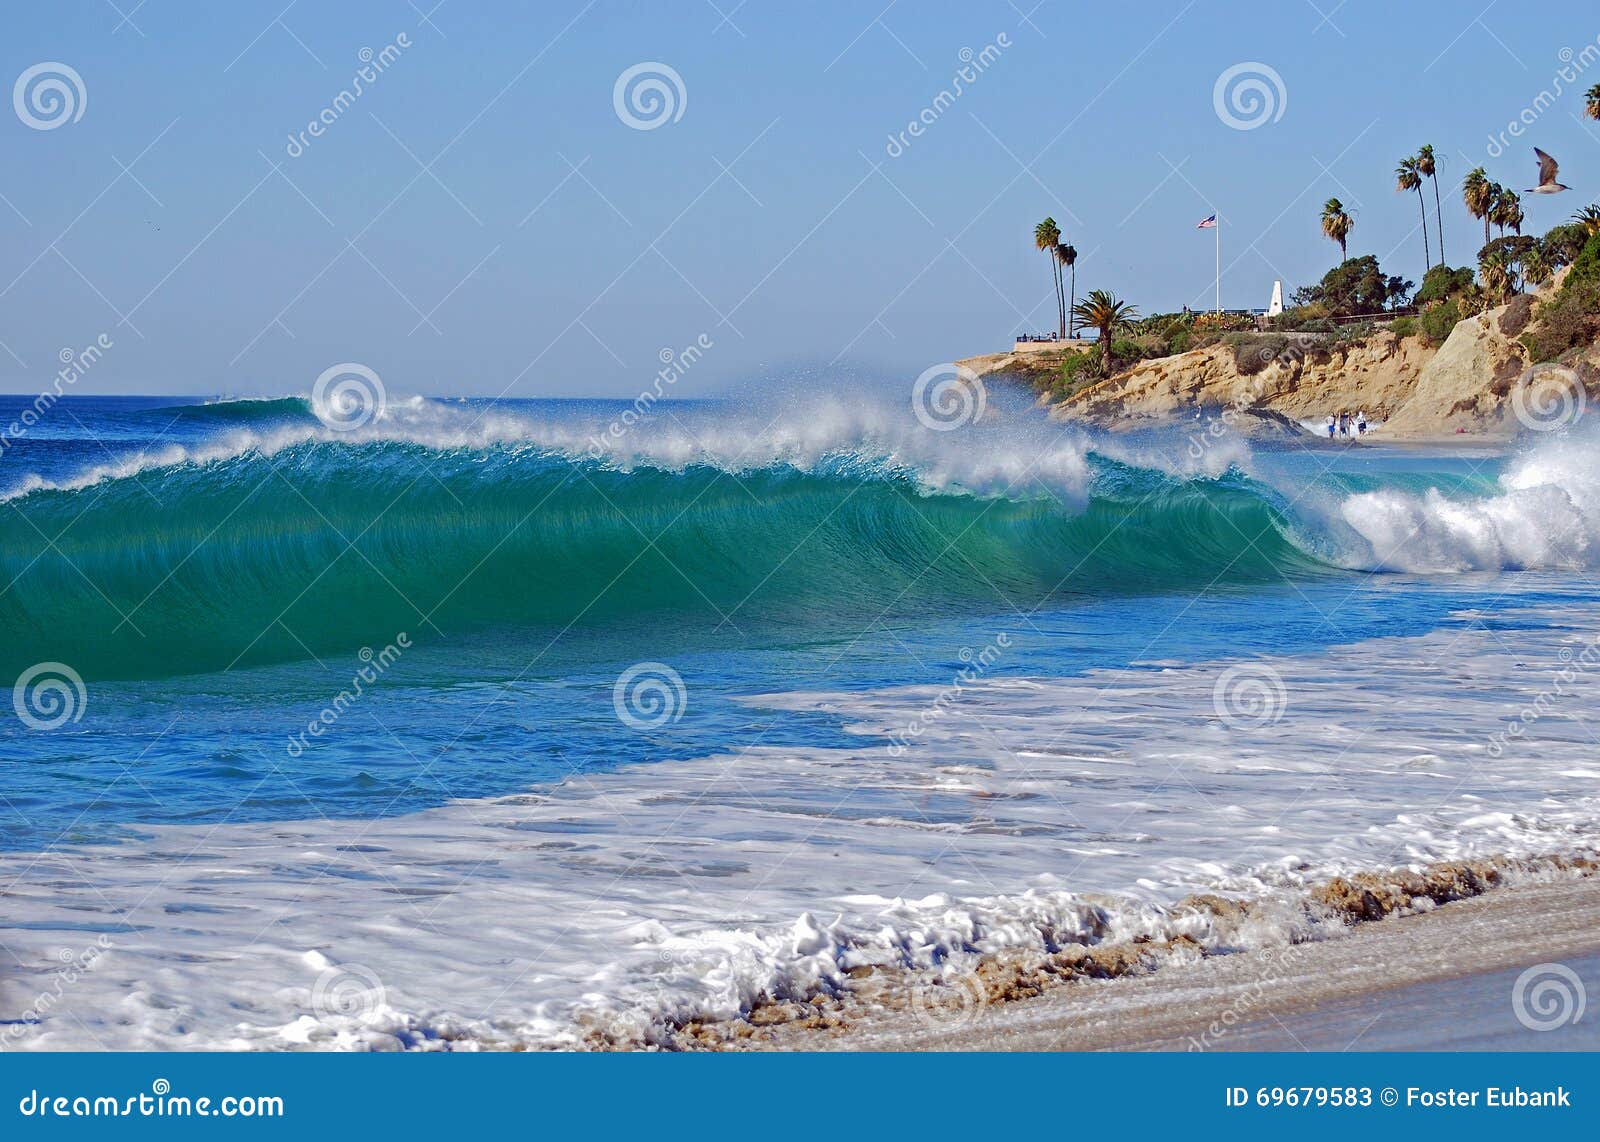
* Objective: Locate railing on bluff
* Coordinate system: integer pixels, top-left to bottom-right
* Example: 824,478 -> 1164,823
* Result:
1327,308 -> 1417,326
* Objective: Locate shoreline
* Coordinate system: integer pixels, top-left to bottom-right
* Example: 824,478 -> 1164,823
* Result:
671,853 -> 1600,1053
737,864 -> 1600,1052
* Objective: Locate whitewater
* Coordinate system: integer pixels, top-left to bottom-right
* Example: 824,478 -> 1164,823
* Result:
1,389 -> 1598,1049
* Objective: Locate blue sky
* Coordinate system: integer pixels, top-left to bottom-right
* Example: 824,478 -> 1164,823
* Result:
2,0 -> 1598,397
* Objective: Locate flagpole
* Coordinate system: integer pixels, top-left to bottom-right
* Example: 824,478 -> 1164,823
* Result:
1214,214 -> 1221,314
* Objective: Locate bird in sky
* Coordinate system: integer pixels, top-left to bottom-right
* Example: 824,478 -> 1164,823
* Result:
1527,147 -> 1570,194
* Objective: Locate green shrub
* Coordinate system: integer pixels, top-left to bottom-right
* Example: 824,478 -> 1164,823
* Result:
1388,315 -> 1417,340
1051,351 -> 1100,398
1221,332 -> 1282,376
1419,298 -> 1463,346
1416,265 -> 1475,306
1110,337 -> 1144,364
1519,231 -> 1600,361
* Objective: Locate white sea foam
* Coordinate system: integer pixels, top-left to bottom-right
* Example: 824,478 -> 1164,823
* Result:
1339,429 -> 1600,572
2,604 -> 1598,1050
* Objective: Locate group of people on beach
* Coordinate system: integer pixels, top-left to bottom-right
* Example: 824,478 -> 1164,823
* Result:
1325,410 -> 1368,439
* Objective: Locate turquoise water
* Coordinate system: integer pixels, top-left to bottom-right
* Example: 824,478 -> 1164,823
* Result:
6,389 -> 1600,1049
0,392 -> 1584,851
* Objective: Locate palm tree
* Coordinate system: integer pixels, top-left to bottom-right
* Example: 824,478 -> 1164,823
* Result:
1479,249 -> 1514,302
1055,243 -> 1078,338
1416,144 -> 1444,265
1034,217 -> 1064,337
1463,168 -> 1493,248
1523,245 -> 1552,289
1396,156 -> 1431,270
1574,205 -> 1600,237
1587,82 -> 1600,120
1071,289 -> 1139,375
1490,186 -> 1523,237
1320,198 -> 1352,264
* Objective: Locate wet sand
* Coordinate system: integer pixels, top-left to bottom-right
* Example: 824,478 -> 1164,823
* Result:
753,873 -> 1600,1051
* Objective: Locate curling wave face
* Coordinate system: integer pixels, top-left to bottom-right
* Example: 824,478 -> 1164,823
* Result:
1,391 -> 1596,680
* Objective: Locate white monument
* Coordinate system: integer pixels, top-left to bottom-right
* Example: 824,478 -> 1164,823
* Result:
1266,279 -> 1284,317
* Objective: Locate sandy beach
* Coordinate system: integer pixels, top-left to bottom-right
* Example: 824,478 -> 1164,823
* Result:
745,872 -> 1600,1052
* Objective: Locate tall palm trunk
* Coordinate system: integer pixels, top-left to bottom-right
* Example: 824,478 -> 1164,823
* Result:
1415,188 -> 1431,270
1099,325 -> 1112,373
1431,176 -> 1445,265
1055,260 -> 1066,339
1067,264 -> 1076,339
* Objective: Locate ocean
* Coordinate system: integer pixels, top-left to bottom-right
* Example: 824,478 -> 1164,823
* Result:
1,388 -> 1597,1049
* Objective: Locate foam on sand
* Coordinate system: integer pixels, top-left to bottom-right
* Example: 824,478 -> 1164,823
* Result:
3,603 -> 1600,1050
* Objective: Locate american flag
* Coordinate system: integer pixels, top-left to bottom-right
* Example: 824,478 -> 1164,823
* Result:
1195,214 -> 1217,229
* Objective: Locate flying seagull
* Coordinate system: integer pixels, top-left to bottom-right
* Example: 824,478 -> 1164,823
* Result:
1527,148 -> 1570,194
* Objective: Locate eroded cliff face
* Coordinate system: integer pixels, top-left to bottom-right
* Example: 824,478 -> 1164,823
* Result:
1378,308 -> 1531,436
1047,332 -> 1434,432
1025,294 -> 1597,438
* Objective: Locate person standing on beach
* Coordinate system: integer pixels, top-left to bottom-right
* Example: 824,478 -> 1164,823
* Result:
1326,414 -> 1336,438
1357,410 -> 1368,436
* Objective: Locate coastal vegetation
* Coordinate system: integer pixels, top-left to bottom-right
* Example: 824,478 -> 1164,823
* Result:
1019,129 -> 1596,409
1034,217 -> 1066,338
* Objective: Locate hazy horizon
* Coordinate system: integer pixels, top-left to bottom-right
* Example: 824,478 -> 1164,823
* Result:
4,0 -> 1597,398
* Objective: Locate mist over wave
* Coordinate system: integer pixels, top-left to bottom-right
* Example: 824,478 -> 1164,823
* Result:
1,387 -> 1594,679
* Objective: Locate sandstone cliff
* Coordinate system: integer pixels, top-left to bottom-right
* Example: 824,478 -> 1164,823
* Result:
960,290 -> 1597,440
